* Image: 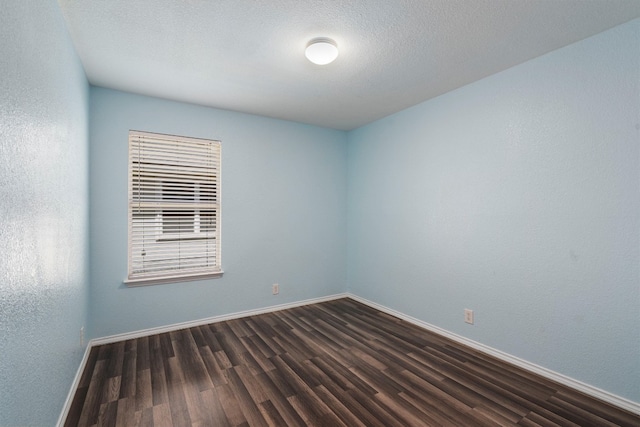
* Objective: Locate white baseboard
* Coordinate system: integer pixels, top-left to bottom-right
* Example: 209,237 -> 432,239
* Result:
90,293 -> 348,346
56,342 -> 93,427
347,293 -> 640,415
57,292 -> 347,426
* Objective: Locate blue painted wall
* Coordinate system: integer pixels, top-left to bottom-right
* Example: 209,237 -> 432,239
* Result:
89,88 -> 347,337
347,20 -> 639,401
0,2 -> 90,425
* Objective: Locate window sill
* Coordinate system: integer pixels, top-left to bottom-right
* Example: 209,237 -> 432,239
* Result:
124,271 -> 224,287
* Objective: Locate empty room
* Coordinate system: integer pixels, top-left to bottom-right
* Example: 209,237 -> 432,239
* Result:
1,1 -> 639,426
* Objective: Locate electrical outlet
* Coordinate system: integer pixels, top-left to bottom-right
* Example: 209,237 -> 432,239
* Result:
272,283 -> 279,295
80,326 -> 85,346
464,309 -> 474,325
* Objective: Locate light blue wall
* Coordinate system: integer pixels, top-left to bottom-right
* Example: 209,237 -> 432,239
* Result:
89,88 -> 347,337
0,2 -> 89,426
347,20 -> 640,402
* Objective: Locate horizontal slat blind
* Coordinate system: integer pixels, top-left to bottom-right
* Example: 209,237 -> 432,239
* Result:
128,130 -> 221,282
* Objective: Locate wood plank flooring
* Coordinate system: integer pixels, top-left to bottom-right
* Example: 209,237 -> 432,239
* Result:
65,298 -> 640,426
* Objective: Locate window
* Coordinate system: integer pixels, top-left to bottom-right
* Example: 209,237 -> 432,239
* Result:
126,130 -> 222,285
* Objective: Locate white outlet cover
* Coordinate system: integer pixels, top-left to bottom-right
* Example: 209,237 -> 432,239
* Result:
464,309 -> 474,324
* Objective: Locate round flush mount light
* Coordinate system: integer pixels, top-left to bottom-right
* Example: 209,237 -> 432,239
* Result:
305,38 -> 339,65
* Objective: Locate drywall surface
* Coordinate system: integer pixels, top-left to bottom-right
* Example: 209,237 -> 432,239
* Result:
0,2 -> 89,425
89,88 -> 347,337
347,20 -> 639,401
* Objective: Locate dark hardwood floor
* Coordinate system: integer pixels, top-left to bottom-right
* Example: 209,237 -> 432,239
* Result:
65,298 -> 639,426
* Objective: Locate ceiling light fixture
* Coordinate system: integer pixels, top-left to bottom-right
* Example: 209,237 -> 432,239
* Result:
305,38 -> 339,65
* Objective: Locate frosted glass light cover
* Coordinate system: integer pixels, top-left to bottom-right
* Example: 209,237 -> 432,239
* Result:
305,39 -> 339,65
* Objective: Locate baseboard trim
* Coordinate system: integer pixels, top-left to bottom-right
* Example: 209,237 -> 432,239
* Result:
90,293 -> 348,346
56,342 -> 93,427
347,293 -> 640,415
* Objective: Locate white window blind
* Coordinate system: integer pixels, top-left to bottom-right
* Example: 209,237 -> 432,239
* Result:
126,130 -> 222,285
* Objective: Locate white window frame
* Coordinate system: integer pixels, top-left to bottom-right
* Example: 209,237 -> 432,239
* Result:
125,130 -> 222,286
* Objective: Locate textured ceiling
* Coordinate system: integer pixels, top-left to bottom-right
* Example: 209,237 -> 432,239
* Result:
58,0 -> 640,130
